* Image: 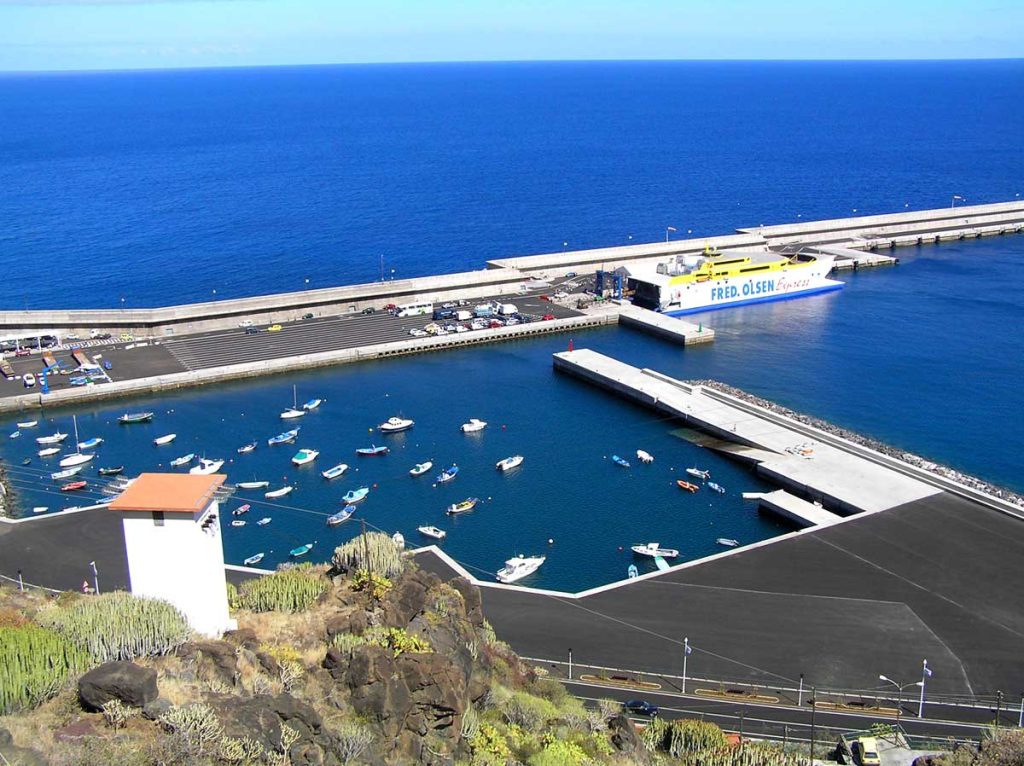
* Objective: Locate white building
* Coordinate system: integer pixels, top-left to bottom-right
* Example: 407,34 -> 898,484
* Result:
109,472 -> 234,637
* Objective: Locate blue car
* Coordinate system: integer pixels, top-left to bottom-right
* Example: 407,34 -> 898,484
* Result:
623,700 -> 658,717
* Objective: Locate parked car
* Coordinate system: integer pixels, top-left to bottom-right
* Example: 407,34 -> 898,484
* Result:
14,348 -> 31,357
542,314 -> 555,321
267,324 -> 283,332
244,327 -> 260,335
622,700 -> 658,718
238,319 -> 255,327
408,328 -> 428,337
93,333 -> 112,340
23,373 -> 36,388
302,313 -> 315,320
564,271 -> 578,278
361,307 -> 375,315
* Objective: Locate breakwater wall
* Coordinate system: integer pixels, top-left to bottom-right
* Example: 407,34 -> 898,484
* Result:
0,312 -> 617,415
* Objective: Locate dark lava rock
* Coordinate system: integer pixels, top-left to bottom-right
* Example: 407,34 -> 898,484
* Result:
223,627 -> 259,650
609,713 -> 642,753
345,645 -> 413,740
78,661 -> 158,711
449,578 -> 485,629
324,608 -> 368,638
381,569 -> 440,628
178,640 -> 238,686
53,718 -> 99,743
141,697 -> 173,721
208,693 -> 333,766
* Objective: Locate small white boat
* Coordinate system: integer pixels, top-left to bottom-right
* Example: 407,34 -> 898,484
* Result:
716,538 -> 739,547
267,428 -> 300,445
256,517 -> 272,526
631,542 -> 679,559
232,504 -> 250,516
58,452 -> 94,468
170,453 -> 195,467
686,467 -> 710,480
17,420 -> 38,428
265,485 -> 294,499
496,555 -> 546,584
418,525 -> 446,540
237,480 -> 269,489
393,532 -> 405,549
707,481 -> 726,494
32,506 -> 49,514
409,461 -> 433,477
302,398 -> 322,411
77,437 -> 104,450
8,431 -> 20,439
36,432 -> 68,445
495,455 -> 524,472
291,448 -> 319,466
237,441 -> 257,454
189,458 -> 225,475
342,486 -> 370,504
51,465 -> 84,480
38,447 -> 61,457
280,385 -> 307,420
243,553 -> 265,566
231,520 -> 246,527
326,507 -> 355,526
460,418 -> 487,433
321,463 -> 349,480
153,433 -> 177,446
636,449 -> 654,464
379,416 -> 414,433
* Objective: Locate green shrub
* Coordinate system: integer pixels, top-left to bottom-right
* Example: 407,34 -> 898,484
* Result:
501,690 -> 559,729
469,722 -> 511,766
331,632 -> 371,655
350,569 -> 393,600
234,567 -> 327,613
0,624 -> 92,713
39,591 -> 190,662
363,626 -> 431,657
528,738 -> 589,766
333,531 -> 405,578
668,718 -> 729,756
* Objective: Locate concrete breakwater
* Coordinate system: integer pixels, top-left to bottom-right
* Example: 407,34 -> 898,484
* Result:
692,379 -> 1024,510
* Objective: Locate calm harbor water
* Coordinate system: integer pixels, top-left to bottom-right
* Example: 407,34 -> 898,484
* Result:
0,61 -> 1021,590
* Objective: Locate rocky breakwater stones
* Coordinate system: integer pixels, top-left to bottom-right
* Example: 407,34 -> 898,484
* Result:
78,660 -> 158,711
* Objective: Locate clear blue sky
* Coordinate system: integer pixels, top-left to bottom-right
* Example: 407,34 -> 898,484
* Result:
1,0 -> 1021,72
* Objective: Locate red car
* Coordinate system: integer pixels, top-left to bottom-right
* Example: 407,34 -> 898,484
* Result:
14,348 -> 31,357
542,314 -> 555,321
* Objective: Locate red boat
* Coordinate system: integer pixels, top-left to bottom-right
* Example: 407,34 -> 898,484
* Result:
676,480 -> 700,493
61,481 -> 87,492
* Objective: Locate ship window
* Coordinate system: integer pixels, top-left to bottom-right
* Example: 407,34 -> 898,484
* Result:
739,265 -> 772,273
153,511 -> 164,527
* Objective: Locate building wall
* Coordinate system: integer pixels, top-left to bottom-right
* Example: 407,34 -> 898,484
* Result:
120,502 -> 231,637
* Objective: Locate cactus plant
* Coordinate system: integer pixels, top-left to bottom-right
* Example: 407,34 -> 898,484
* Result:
39,591 -> 191,662
0,624 -> 92,713
234,567 -> 327,613
333,531 -> 405,578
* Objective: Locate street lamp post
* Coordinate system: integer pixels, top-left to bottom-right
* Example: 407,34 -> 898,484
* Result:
951,195 -> 965,208
918,659 -> 932,717
665,226 -> 677,243
89,561 -> 99,595
682,636 -> 691,693
879,675 -> 923,729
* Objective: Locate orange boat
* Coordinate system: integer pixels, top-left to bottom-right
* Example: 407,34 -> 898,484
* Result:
61,480 -> 87,492
676,480 -> 700,493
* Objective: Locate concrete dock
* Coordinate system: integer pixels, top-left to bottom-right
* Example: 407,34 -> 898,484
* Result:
617,304 -> 714,345
753,489 -> 844,528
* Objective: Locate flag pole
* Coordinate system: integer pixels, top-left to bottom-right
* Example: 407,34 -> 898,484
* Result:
682,636 -> 689,693
918,659 -> 929,718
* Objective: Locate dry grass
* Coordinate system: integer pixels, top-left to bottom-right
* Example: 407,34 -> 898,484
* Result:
235,604 -> 329,648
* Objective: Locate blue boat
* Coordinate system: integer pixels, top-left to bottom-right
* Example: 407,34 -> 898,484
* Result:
355,444 -> 389,457
611,455 -> 630,468
627,564 -> 639,578
326,507 -> 355,526
268,427 -> 300,446
707,481 -> 726,494
289,543 -> 313,558
436,464 -> 459,483
342,486 -> 370,505
77,437 -> 104,450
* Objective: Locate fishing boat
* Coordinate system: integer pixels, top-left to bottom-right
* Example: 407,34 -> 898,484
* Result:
676,480 -> 700,492
36,432 -> 68,445
686,467 -> 710,480
237,441 -> 257,454
631,542 -> 679,559
78,437 -> 104,450
446,497 -> 479,515
707,481 -> 726,494
495,455 -> 524,472
32,506 -> 48,514
378,416 -> 414,433
189,458 -> 225,475
291,448 -> 319,466
37,447 -> 60,457
237,480 -> 269,489
627,250 -> 841,315
243,553 -> 265,566
393,532 -> 405,549
289,543 -> 313,558
169,453 -> 195,467
265,485 -> 294,499
342,487 -> 370,505
98,465 -> 124,476
280,385 -> 306,420
153,433 -> 177,446
321,463 -> 349,480
417,525 -> 446,540
627,564 -> 639,578
51,466 -> 84,480
118,412 -> 154,424
61,480 -> 87,492
21,458 -> 31,465
409,461 -> 433,477
326,507 -> 355,526
611,455 -> 630,468
8,431 -> 19,439
716,538 -> 739,547
268,428 -> 300,446
59,417 -> 96,468
460,418 -> 487,433
17,420 -> 38,428
232,504 -> 251,516
355,445 -> 388,457
496,555 -> 546,584
256,517 -> 272,526
302,398 -> 322,411
636,450 -> 654,464
435,464 -> 459,483
230,520 -> 246,527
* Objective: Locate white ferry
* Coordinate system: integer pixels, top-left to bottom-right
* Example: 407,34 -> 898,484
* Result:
626,250 -> 842,315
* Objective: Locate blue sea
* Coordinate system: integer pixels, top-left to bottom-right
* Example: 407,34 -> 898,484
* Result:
1,61 -> 1022,591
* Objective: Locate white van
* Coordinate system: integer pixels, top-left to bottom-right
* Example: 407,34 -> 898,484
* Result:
23,372 -> 36,388
499,303 -> 518,316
